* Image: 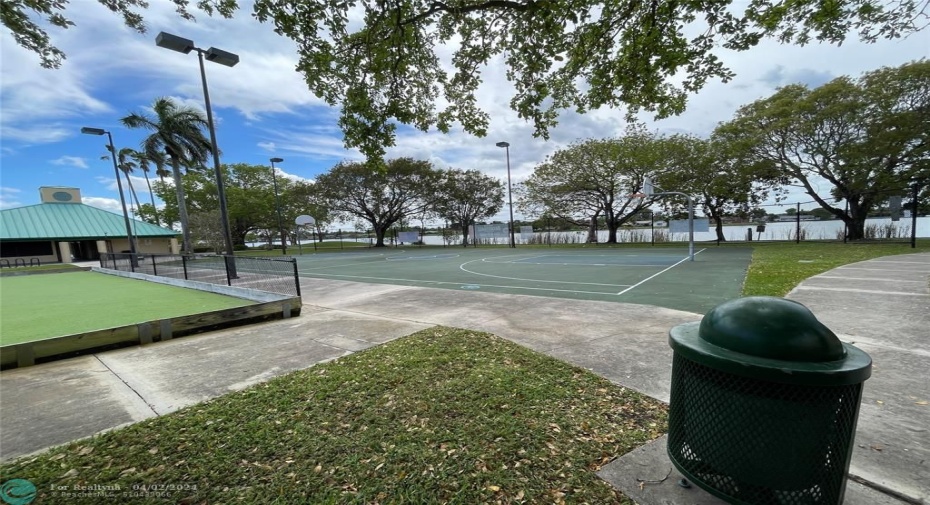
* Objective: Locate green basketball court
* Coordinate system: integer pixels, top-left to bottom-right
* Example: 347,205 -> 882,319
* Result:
294,246 -> 752,313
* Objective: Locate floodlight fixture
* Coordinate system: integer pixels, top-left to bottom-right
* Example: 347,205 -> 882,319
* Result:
270,157 -> 284,163
80,127 -> 105,136
155,32 -> 195,54
205,47 -> 239,67
495,141 -> 510,148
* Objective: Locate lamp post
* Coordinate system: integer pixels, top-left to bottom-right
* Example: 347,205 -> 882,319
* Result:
495,141 -> 516,248
156,31 -> 238,271
81,127 -> 137,256
270,157 -> 287,255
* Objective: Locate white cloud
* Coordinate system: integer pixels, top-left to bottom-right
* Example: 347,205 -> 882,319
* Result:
50,156 -> 89,169
274,167 -> 314,184
0,187 -> 23,209
81,196 -> 123,214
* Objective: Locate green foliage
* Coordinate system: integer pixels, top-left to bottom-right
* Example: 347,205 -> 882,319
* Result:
0,327 -> 665,503
434,168 -> 505,246
147,162 -> 309,248
121,97 -> 213,253
250,0 -> 929,159
521,126 -> 666,243
6,0 -> 926,160
716,60 -> 930,240
657,134 -> 782,241
315,158 -> 442,246
1,0 -> 238,68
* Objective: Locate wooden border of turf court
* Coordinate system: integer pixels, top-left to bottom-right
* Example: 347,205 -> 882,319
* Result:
0,269 -> 303,370
0,299 -> 300,369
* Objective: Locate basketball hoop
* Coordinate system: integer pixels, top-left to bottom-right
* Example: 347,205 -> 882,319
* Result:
631,193 -> 646,198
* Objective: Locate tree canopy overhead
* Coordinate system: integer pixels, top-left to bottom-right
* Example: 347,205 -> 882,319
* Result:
5,0 -> 927,159
715,60 -> 930,240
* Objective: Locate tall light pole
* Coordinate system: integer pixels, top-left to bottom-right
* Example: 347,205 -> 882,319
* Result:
156,31 -> 238,270
495,141 -> 516,248
81,127 -> 137,255
270,157 -> 287,255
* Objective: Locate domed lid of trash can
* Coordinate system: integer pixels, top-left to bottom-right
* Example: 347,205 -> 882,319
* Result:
669,297 -> 872,386
700,297 -> 845,362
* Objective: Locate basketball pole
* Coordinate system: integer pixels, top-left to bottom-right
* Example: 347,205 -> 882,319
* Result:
643,178 -> 695,261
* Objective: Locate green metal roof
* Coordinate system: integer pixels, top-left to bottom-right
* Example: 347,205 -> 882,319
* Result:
0,203 -> 177,240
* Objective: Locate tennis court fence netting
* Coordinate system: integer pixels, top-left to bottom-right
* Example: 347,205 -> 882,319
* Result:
99,253 -> 301,298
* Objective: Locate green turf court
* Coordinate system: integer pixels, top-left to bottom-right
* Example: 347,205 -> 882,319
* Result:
0,271 -> 252,345
295,246 -> 752,313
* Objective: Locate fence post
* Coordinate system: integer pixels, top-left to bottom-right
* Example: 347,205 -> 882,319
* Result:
548,217 -> 552,247
224,255 -> 232,286
182,255 -> 189,280
912,181 -> 920,249
292,258 -> 301,298
151,255 -> 157,276
340,229 -> 343,249
844,201 -> 849,244
796,203 -> 801,244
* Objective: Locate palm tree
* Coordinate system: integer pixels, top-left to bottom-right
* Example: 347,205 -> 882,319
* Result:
115,148 -> 144,217
130,149 -> 164,226
121,98 -> 212,253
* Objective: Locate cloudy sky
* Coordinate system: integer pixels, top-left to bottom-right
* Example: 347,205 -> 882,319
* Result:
1,1 -> 928,221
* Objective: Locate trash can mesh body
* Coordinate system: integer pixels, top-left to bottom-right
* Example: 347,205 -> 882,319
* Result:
668,353 -> 864,505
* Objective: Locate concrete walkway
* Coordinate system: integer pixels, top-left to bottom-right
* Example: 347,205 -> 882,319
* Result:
2,253 -> 928,504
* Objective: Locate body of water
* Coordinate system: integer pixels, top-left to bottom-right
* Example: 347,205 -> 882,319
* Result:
249,216 -> 928,248
416,216 -> 930,245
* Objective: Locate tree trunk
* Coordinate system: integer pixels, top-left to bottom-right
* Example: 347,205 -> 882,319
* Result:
143,170 -> 160,226
123,170 -> 142,219
169,156 -> 193,253
846,215 -> 867,240
844,200 -> 868,240
374,224 -> 389,247
708,208 -> 726,242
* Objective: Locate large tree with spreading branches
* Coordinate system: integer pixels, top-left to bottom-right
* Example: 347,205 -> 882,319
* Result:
5,1 -> 927,159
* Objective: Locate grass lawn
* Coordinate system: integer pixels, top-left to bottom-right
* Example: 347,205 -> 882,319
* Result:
741,240 -> 928,296
0,271 -> 252,345
0,328 -> 665,504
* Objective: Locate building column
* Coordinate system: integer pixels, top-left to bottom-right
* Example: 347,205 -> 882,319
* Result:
58,242 -> 72,263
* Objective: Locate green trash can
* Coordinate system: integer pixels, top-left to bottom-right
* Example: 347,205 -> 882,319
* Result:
667,297 -> 871,505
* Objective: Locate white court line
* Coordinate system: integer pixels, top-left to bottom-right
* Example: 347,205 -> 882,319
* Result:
815,275 -> 928,283
837,267 -> 930,273
792,286 -> 929,297
459,257 -> 633,288
386,254 -> 461,261
867,260 -> 930,265
301,272 -> 623,296
616,249 -> 706,295
480,254 -> 550,264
